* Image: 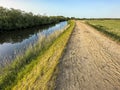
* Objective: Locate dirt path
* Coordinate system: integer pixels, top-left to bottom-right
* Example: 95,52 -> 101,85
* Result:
55,21 -> 120,90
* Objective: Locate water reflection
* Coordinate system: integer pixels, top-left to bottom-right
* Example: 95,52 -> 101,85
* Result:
0,21 -> 67,67
0,25 -> 53,44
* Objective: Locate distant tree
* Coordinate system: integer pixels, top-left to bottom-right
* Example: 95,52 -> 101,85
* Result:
0,7 -> 68,31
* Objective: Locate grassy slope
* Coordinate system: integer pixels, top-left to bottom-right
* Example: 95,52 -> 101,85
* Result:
9,20 -> 75,90
86,20 -> 120,42
0,23 -> 69,89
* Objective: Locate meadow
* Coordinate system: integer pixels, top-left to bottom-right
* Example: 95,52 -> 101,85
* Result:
86,20 -> 120,42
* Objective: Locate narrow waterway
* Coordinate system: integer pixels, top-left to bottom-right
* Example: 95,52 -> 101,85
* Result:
0,21 -> 67,68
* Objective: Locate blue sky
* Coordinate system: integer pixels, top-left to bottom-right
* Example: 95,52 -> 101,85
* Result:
0,0 -> 120,18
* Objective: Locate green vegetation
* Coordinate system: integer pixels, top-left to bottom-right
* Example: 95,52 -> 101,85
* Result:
0,7 -> 68,31
86,20 -> 120,42
0,20 -> 75,90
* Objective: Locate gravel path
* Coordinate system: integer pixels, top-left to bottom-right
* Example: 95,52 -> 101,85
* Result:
55,21 -> 120,90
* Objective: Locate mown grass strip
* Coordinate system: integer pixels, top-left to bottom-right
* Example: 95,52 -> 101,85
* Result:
0,20 -> 75,90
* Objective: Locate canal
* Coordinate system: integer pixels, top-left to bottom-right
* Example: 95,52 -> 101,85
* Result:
0,21 -> 68,68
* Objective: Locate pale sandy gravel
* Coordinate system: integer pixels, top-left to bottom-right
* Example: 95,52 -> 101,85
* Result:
55,21 -> 120,90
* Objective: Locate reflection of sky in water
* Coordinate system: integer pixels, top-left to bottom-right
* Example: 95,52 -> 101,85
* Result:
0,21 -> 67,67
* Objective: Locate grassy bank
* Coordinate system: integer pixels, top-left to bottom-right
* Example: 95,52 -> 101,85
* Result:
86,20 -> 120,42
0,20 -> 75,90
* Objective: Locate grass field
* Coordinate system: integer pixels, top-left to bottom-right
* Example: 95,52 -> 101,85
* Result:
0,20 -> 75,90
86,20 -> 120,42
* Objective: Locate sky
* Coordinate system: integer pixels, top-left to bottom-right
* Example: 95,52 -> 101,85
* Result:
0,0 -> 120,18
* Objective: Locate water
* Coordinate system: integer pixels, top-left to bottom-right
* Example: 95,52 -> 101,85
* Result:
0,21 -> 67,67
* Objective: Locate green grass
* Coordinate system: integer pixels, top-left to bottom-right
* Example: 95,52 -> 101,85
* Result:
86,20 -> 120,42
0,20 -> 75,90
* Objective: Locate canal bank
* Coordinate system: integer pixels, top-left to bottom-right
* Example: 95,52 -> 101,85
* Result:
0,20 -> 75,90
0,21 -> 67,68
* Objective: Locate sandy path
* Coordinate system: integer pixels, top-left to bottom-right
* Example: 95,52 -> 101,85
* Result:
55,21 -> 120,90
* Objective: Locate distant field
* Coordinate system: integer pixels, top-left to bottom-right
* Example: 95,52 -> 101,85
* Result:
86,20 -> 120,41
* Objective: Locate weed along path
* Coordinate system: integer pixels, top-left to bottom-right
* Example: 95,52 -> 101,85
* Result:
56,21 -> 120,90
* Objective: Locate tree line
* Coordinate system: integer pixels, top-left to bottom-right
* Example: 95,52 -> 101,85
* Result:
0,7 -> 68,31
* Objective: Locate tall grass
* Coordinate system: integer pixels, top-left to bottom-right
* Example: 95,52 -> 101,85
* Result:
86,20 -> 120,42
0,22 -> 70,90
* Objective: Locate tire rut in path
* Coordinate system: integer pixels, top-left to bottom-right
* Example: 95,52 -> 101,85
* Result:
55,21 -> 120,90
